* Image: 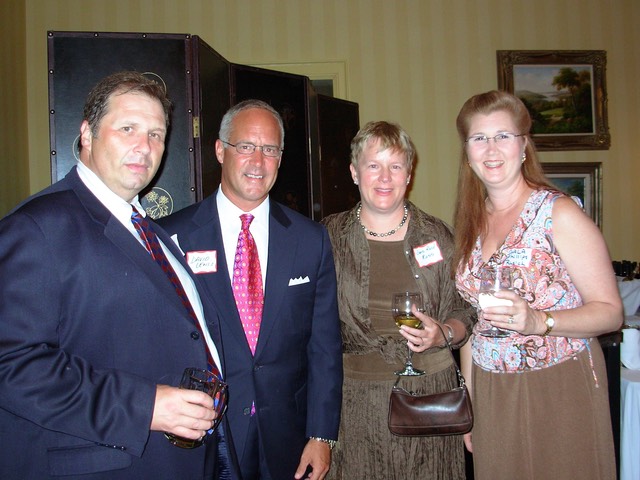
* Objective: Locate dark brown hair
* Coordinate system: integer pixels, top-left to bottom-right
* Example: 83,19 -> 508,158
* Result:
83,71 -> 172,137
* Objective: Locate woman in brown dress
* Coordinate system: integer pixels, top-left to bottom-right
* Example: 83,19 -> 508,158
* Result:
322,121 -> 475,479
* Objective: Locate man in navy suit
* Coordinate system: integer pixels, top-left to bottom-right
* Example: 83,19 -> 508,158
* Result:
0,71 -> 238,479
159,100 -> 343,480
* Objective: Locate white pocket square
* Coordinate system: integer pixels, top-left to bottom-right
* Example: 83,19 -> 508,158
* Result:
288,276 -> 310,286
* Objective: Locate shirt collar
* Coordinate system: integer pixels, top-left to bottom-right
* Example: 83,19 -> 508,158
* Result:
216,188 -> 270,232
76,160 -> 144,223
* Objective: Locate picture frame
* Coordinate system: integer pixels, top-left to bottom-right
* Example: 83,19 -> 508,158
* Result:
542,162 -> 602,228
497,50 -> 610,151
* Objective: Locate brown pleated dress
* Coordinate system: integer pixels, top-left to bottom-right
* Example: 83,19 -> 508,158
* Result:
327,240 -> 466,480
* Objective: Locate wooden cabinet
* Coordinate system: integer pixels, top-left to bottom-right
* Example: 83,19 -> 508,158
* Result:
47,31 -> 359,220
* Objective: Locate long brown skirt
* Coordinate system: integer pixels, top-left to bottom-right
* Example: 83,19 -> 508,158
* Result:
328,358 -> 466,480
471,339 -> 616,480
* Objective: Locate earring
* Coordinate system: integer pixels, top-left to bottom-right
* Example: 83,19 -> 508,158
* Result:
354,180 -> 358,185
406,179 -> 410,185
521,152 -> 527,163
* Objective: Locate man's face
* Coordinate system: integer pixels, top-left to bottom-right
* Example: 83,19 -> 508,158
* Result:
80,91 -> 167,202
215,108 -> 282,211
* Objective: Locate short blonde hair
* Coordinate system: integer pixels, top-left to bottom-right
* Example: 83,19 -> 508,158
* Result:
350,121 -> 416,173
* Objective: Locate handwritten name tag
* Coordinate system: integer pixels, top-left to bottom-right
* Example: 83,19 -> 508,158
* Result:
413,241 -> 443,267
504,248 -> 532,268
186,250 -> 217,274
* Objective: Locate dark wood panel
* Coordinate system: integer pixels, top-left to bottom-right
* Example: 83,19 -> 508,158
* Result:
316,94 -> 360,219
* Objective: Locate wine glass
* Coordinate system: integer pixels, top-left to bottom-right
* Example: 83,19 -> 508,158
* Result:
165,368 -> 228,449
477,265 -> 514,338
392,292 -> 425,376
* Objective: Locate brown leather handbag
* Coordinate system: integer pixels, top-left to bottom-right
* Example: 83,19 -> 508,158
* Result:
388,324 -> 473,437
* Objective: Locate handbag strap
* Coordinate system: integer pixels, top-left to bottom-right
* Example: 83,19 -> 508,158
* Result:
393,322 -> 467,390
433,321 -> 467,389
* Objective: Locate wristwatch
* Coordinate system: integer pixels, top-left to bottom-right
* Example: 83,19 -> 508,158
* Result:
310,437 -> 336,450
542,311 -> 555,336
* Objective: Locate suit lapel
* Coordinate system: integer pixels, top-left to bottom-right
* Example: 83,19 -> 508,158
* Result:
70,172 -> 193,323
254,201 -> 295,358
184,196 -> 251,355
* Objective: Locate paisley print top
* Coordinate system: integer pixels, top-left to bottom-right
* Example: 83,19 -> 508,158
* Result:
456,189 -> 589,373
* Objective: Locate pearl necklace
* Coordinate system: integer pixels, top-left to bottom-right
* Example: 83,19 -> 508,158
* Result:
356,203 -> 409,238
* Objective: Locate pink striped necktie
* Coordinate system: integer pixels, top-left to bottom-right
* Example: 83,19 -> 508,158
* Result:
232,214 -> 264,355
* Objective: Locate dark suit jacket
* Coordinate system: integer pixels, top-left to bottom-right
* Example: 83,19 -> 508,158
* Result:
159,191 -> 343,479
0,169 -> 239,479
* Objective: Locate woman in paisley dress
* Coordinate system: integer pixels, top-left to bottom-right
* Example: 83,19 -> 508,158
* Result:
452,90 -> 622,479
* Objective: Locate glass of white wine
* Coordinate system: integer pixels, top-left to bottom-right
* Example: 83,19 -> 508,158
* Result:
392,291 -> 425,376
477,265 -> 514,338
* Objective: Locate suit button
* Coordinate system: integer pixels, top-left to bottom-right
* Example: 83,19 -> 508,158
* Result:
190,331 -> 200,340
253,365 -> 261,371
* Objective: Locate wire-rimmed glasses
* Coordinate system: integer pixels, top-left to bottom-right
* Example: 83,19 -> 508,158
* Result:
220,140 -> 283,157
465,132 -> 525,149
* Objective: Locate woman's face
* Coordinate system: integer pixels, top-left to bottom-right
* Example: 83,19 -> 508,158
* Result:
465,110 -> 527,189
350,138 -> 410,214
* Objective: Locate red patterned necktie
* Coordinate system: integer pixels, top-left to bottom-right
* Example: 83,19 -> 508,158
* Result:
232,214 -> 264,355
132,207 -> 230,473
131,207 -> 221,378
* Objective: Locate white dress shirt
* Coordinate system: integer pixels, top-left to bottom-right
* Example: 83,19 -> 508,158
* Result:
216,188 -> 269,290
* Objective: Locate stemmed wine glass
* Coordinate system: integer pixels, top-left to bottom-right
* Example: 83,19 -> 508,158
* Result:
392,292 -> 425,376
477,265 -> 514,338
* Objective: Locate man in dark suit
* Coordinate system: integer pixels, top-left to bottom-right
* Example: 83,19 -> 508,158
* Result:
0,71 -> 238,479
159,99 -> 343,480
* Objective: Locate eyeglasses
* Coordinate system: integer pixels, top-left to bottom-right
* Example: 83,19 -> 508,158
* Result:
221,140 -> 283,158
465,132 -> 525,148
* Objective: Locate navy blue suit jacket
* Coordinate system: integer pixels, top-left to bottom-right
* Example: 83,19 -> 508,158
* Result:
0,169 -> 239,479
159,192 -> 342,479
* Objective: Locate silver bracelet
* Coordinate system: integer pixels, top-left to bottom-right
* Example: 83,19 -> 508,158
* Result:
443,323 -> 454,345
309,436 -> 336,450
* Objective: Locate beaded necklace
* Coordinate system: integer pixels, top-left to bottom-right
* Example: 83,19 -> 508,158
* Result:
356,203 -> 408,238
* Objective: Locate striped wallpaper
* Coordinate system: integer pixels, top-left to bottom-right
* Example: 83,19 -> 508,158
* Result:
4,0 -> 638,258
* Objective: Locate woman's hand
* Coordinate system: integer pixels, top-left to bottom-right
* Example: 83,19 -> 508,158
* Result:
463,432 -> 473,453
398,306 -> 448,352
481,290 -> 544,335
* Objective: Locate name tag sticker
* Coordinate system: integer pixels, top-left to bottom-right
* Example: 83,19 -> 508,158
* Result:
186,250 -> 217,274
413,241 -> 443,267
504,248 -> 532,268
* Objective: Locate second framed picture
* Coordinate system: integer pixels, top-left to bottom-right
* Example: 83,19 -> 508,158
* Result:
542,162 -> 602,229
497,50 -> 610,151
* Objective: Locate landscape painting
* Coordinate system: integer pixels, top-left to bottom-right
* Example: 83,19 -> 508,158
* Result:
513,64 -> 594,135
497,50 -> 610,151
542,162 -> 602,228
